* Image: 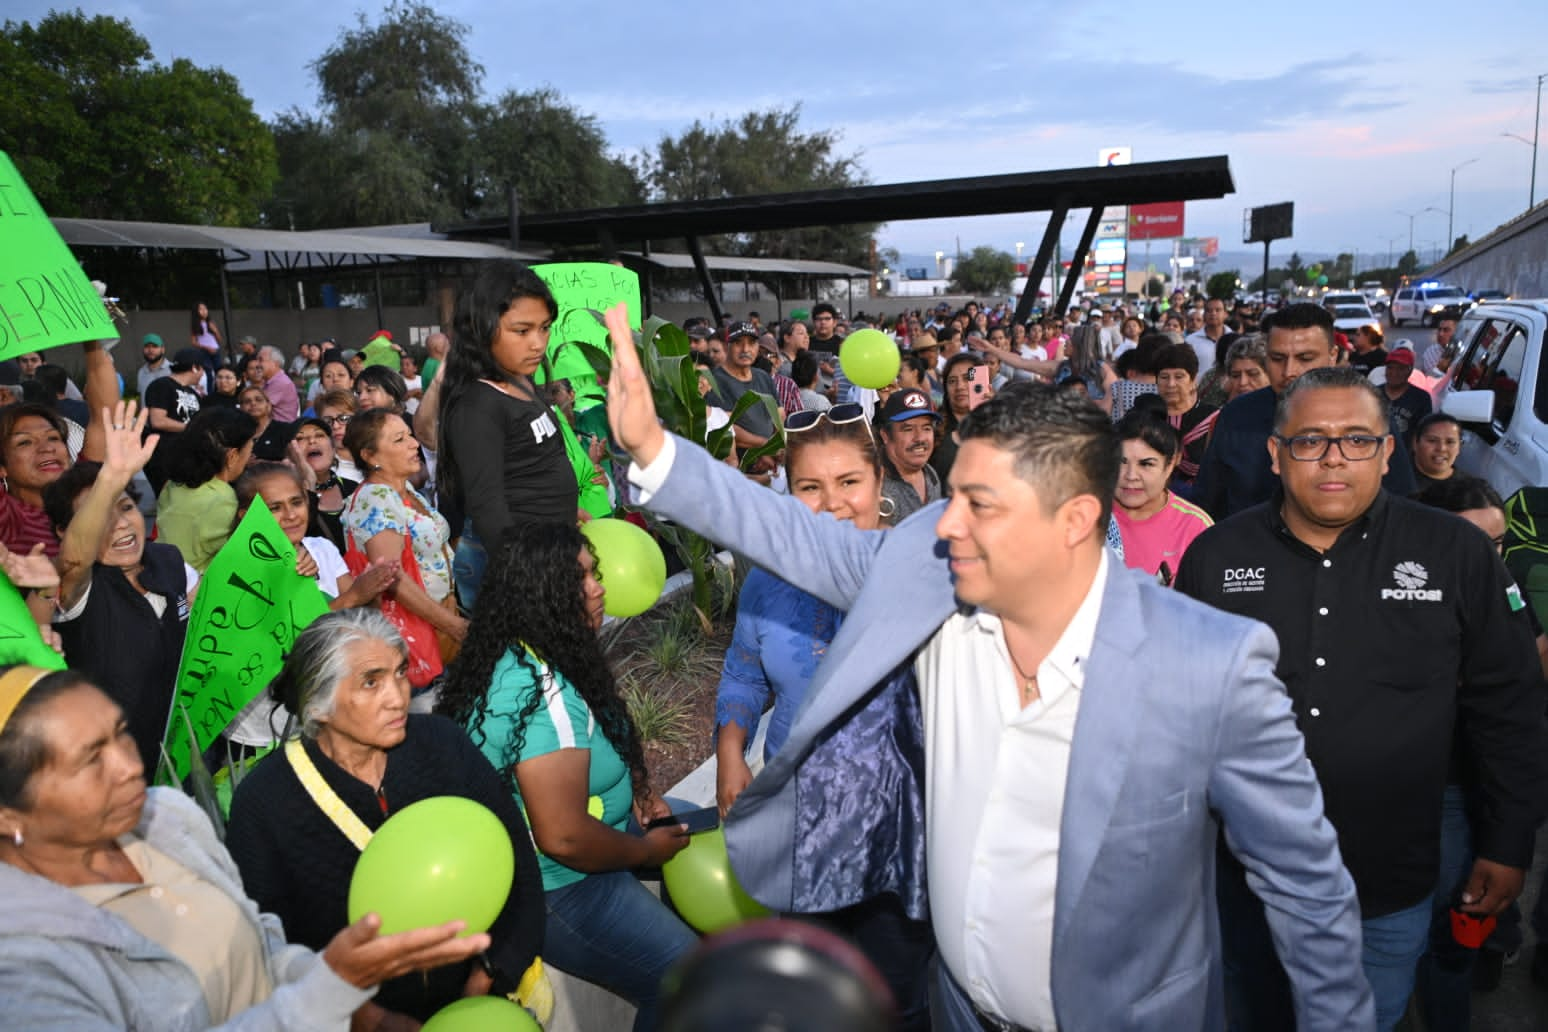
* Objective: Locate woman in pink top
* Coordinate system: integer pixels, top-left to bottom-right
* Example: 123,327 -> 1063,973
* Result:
1111,404 -> 1213,584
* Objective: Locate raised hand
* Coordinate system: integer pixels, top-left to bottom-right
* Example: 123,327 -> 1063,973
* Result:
287,439 -> 318,491
100,400 -> 158,482
0,542 -> 60,591
603,302 -> 665,466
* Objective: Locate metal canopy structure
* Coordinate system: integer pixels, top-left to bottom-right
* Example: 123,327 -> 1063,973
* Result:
620,251 -> 872,322
53,216 -> 538,334
446,156 -> 1235,323
621,251 -> 869,277
52,218 -> 535,264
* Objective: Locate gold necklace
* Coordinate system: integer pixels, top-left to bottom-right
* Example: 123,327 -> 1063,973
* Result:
1008,650 -> 1040,703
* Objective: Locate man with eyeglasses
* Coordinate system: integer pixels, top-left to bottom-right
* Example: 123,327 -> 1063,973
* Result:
810,303 -> 844,353
1194,303 -> 1415,520
1176,365 -> 1547,1032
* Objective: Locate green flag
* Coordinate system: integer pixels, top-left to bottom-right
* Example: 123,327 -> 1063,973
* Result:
533,262 -> 641,402
161,503 -> 330,782
0,151 -> 118,359
0,575 -> 67,670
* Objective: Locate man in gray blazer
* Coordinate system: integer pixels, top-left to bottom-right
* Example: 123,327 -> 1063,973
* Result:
603,305 -> 1372,1031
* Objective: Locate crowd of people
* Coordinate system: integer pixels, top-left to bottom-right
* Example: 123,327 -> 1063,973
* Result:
0,260 -> 1542,1032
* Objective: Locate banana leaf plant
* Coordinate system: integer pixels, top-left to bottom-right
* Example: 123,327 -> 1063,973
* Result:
567,314 -> 784,624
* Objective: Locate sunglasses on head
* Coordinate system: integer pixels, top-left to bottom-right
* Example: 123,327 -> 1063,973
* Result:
785,402 -> 870,434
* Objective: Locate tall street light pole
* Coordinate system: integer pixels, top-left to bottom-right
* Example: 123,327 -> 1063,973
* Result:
1396,208 -> 1445,256
1533,71 -> 1545,209
1448,158 -> 1480,250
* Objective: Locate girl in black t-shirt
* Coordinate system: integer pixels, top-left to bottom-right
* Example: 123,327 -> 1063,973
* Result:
438,261 -> 577,609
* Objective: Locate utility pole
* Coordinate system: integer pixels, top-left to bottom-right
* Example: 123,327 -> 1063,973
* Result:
1533,71 -> 1545,209
1448,158 -> 1479,251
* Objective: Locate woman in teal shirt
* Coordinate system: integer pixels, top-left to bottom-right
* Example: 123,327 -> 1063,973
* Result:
439,521 -> 694,1031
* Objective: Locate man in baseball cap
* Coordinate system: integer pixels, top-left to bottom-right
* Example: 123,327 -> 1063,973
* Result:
1381,345 -> 1432,438
877,387 -> 942,523
138,333 -> 171,398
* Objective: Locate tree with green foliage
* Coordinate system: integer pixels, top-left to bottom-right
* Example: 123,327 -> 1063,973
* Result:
267,3 -> 639,229
0,11 -> 276,224
1447,235 -> 1470,257
950,247 -> 1017,295
473,89 -> 642,217
1285,252 -> 1305,279
1206,271 -> 1241,300
1397,250 -> 1420,276
640,105 -> 875,266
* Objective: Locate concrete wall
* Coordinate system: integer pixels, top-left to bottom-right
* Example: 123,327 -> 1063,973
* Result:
1427,202 -> 1548,299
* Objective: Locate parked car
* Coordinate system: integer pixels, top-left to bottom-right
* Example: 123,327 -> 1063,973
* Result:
1471,288 -> 1511,304
1391,282 -> 1471,327
1434,299 -> 1548,497
1329,303 -> 1378,336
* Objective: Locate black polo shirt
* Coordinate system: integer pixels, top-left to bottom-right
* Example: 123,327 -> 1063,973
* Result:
1175,491 -> 1547,916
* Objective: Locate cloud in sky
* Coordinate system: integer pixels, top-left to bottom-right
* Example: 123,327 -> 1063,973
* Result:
7,0 -> 1548,258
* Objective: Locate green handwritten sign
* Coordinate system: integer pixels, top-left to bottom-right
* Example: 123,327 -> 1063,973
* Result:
0,151 -> 118,359
162,503 -> 330,782
0,575 -> 66,671
533,262 -> 641,402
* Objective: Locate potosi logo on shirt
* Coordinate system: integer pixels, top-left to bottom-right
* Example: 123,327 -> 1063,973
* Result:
530,411 -> 558,444
1382,561 -> 1443,602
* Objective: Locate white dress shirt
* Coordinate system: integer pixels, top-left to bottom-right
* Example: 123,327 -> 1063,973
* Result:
917,551 -> 1109,1030
628,439 -> 1109,1026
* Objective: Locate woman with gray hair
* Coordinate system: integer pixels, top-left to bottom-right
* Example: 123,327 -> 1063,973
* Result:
225,609 -> 545,1028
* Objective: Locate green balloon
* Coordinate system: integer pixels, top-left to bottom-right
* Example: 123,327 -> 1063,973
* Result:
662,827 -> 771,933
582,517 -> 667,618
1316,274 -> 1329,286
348,796 -> 514,937
838,328 -> 901,390
422,996 -> 540,1032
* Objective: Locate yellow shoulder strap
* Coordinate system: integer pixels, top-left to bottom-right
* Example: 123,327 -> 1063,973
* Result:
284,739 -> 374,851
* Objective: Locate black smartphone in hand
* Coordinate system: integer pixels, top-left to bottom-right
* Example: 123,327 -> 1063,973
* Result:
647,806 -> 720,835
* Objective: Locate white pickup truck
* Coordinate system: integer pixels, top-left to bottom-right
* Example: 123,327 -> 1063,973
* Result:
1435,299 -> 1548,496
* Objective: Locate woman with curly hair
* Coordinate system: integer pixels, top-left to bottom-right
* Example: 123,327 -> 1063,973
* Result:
437,261 -> 579,609
438,521 -> 694,1031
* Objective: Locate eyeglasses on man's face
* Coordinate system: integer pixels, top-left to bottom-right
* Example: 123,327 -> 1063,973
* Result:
1274,433 -> 1388,462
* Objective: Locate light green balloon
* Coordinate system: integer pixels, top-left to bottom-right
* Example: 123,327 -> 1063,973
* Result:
839,328 -> 901,389
581,518 -> 667,618
422,996 -> 540,1032
662,827 -> 771,933
348,796 -> 514,937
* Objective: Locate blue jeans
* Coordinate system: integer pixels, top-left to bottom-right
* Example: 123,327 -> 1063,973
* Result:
1219,837 -> 1428,1032
1362,897 -> 1433,1031
543,870 -> 698,1032
930,960 -> 992,1032
452,521 -> 486,613
1416,783 -> 1476,1031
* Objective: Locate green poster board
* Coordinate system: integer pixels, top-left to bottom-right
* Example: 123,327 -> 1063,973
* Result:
0,151 -> 118,359
0,575 -> 67,671
162,503 -> 330,782
532,262 -> 641,402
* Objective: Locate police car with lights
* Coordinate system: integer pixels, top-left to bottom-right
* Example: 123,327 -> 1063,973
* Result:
1390,281 -> 1470,328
